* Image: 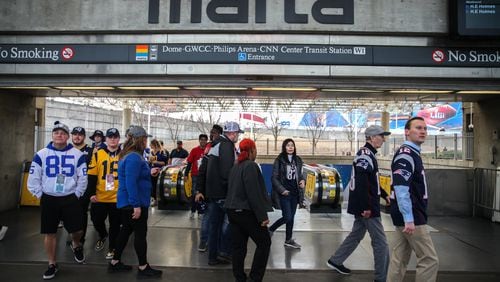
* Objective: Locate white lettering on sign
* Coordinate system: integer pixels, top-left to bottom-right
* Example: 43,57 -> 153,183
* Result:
329,47 -> 352,54
184,45 -> 213,52
430,111 -> 444,119
448,50 -> 500,63
247,54 -> 275,61
0,47 -> 59,61
0,48 -> 8,58
353,47 -> 366,55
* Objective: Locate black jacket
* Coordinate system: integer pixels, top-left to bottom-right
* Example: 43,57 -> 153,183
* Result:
225,160 -> 273,223
204,135 -> 236,199
271,153 -> 305,209
347,143 -> 388,218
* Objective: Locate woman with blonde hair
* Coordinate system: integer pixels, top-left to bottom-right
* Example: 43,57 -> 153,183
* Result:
108,126 -> 162,278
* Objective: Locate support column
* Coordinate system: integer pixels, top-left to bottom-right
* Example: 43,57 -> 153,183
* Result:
0,92 -> 36,211
122,107 -> 132,135
381,111 -> 390,156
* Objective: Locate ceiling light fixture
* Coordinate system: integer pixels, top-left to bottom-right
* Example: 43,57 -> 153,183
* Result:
252,87 -> 317,91
1,86 -> 51,89
456,90 -> 500,94
55,87 -> 115,90
321,89 -> 383,93
184,87 -> 247,90
389,90 -> 453,94
118,86 -> 180,90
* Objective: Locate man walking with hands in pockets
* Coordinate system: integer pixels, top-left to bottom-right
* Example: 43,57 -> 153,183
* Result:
387,117 -> 439,282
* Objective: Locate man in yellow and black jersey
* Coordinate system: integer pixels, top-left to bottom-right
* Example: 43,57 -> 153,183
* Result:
87,128 -> 121,260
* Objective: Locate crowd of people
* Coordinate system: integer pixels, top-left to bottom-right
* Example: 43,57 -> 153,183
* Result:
23,117 -> 438,282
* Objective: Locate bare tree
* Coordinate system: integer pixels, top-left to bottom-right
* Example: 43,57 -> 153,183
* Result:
189,97 -> 228,134
263,98 -> 294,151
344,109 -> 367,153
302,101 -> 327,155
164,114 -> 181,145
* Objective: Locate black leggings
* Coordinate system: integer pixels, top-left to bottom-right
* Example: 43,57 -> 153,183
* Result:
113,207 -> 149,265
90,202 -> 121,250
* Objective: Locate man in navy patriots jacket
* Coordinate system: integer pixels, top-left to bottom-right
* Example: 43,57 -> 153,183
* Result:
326,125 -> 391,282
388,117 -> 439,282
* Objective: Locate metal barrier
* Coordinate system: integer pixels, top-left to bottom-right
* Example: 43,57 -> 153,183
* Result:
19,161 -> 40,207
303,164 -> 342,213
473,168 -> 500,221
157,165 -> 192,210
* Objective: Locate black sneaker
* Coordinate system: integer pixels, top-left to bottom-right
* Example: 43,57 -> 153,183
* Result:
284,239 -> 301,249
208,258 -> 230,266
43,264 -> 58,280
71,245 -> 85,263
198,241 -> 207,252
108,261 -> 133,273
217,253 -> 232,263
137,264 -> 162,278
326,259 -> 351,275
95,236 -> 107,251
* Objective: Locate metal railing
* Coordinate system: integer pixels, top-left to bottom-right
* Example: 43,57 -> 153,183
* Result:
35,126 -> 474,161
473,168 -> 500,219
255,134 -> 473,160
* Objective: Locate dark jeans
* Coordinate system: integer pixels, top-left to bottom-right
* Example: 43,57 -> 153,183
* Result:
208,199 -> 231,261
113,207 -> 149,266
200,201 -> 210,243
78,193 -> 90,243
190,176 -> 198,213
151,176 -> 158,200
90,202 -> 121,251
227,209 -> 271,282
269,194 -> 298,241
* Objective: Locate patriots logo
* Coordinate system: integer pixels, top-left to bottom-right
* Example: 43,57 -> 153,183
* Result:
356,159 -> 369,170
394,169 -> 412,181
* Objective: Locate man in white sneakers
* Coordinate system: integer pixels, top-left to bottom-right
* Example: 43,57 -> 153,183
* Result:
0,225 -> 7,241
27,121 -> 88,280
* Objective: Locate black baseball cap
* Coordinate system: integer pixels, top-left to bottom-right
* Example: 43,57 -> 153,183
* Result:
106,128 -> 120,138
71,126 -> 86,135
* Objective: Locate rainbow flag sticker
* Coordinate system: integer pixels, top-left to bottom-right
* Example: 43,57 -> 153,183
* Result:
135,45 -> 149,61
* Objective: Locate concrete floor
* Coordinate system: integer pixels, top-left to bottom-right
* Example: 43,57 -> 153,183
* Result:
1,207 -> 500,281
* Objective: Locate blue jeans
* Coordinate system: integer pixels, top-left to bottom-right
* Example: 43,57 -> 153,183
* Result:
200,202 -> 210,243
269,194 -> 298,241
208,199 -> 231,261
190,176 -> 198,212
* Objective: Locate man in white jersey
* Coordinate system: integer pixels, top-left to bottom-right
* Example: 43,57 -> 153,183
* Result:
28,121 -> 88,280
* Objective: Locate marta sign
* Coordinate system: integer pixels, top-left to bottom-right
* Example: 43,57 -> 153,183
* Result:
148,0 -> 354,24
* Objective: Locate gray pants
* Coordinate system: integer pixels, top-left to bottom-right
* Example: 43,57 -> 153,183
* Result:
330,216 -> 389,282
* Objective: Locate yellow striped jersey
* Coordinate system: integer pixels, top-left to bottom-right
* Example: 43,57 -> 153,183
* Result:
88,147 -> 120,203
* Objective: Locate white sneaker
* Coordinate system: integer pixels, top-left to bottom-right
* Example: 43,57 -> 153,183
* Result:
150,198 -> 157,207
105,250 -> 114,260
0,226 -> 8,241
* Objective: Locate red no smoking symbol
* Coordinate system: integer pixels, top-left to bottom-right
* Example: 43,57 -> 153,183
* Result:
432,49 -> 446,63
61,47 -> 74,60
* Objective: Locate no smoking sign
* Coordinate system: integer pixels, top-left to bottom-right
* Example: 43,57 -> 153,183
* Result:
432,49 -> 446,63
61,47 -> 74,60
